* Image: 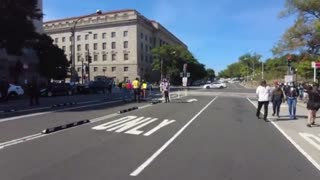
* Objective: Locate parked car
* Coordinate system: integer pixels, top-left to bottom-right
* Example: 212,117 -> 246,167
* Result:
40,83 -> 74,97
203,82 -> 227,89
89,80 -> 112,93
0,84 -> 25,98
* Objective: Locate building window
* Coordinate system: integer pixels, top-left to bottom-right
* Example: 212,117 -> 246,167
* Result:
124,53 -> 128,60
77,67 -> 81,72
94,54 -> 98,61
94,67 -> 98,72
112,67 -> 116,72
93,33 -> 97,39
123,31 -> 128,37
102,33 -> 106,39
69,45 -> 73,51
103,67 -> 107,72
102,43 -> 106,50
77,45 -> 81,51
145,45 -> 148,52
112,54 -> 116,61
140,32 -> 143,39
77,35 -> 81,41
140,43 -> 143,50
124,67 -> 128,72
94,43 -> 97,50
112,42 -> 116,49
102,54 -> 107,61
124,76 -> 128,81
77,55 -> 81,62
62,46 -> 66,51
62,37 -> 65,42
140,67 -> 144,73
85,34 -> 89,40
85,44 -> 89,50
149,37 -> 152,43
145,35 -> 148,41
145,56 -> 148,62
124,41 -> 128,49
141,54 -> 143,62
69,36 -> 72,42
55,38 -> 58,43
111,32 -> 116,38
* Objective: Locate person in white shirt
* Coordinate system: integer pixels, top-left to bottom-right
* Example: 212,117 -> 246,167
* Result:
256,80 -> 271,121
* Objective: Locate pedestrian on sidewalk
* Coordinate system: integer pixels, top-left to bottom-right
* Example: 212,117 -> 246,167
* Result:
284,82 -> 300,120
306,84 -> 320,127
0,77 -> 9,103
271,84 -> 284,118
256,80 -> 271,121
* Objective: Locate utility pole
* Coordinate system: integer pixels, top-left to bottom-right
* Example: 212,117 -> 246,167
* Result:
261,62 -> 264,79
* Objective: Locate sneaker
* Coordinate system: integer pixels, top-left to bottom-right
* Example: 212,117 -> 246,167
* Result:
311,122 -> 315,125
272,113 -> 275,116
264,117 -> 268,122
307,124 -> 312,128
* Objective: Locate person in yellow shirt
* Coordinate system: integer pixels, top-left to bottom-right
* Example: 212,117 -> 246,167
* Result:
132,78 -> 140,102
141,80 -> 147,99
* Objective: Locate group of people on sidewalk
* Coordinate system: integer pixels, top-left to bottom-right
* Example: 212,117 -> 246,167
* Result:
256,80 -> 319,127
118,78 -> 148,103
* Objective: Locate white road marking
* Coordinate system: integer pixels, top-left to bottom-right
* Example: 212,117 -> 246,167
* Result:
299,133 -> 320,151
130,96 -> 218,176
187,99 -> 198,103
0,133 -> 45,149
143,119 -> 176,136
0,100 -> 122,123
125,118 -> 158,135
92,116 -> 137,130
247,97 -> 320,172
108,117 -> 152,132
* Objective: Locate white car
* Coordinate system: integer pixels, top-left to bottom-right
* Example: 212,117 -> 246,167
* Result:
203,82 -> 227,89
8,84 -> 24,97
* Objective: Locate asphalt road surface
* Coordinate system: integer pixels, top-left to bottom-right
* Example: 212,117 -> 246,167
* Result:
0,83 -> 320,180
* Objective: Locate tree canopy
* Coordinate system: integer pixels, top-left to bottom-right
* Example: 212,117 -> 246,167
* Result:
33,34 -> 69,81
273,0 -> 320,56
0,0 -> 42,54
151,45 -> 209,85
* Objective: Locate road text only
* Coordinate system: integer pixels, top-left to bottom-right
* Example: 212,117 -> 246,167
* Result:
92,116 -> 175,136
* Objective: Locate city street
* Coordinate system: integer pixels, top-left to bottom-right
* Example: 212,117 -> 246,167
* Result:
0,83 -> 320,180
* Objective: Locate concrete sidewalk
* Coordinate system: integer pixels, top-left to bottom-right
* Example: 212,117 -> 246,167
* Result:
248,98 -> 320,171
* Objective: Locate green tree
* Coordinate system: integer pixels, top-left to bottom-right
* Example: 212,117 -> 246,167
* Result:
206,68 -> 215,80
273,0 -> 320,55
33,35 -> 69,81
0,0 -> 42,54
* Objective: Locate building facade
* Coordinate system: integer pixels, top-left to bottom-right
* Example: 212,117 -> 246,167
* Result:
43,9 -> 187,83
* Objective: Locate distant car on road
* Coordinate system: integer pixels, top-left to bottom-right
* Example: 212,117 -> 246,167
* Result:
203,82 -> 227,89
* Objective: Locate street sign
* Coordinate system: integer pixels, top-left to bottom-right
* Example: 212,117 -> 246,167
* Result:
284,75 -> 293,83
311,61 -> 320,68
187,72 -> 190,77
182,77 -> 188,87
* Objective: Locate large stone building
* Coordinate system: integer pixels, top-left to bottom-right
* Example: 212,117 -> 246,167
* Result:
43,9 -> 187,83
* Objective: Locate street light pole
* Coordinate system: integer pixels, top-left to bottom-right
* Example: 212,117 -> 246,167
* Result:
261,62 -> 264,80
160,59 -> 163,80
70,10 -> 102,82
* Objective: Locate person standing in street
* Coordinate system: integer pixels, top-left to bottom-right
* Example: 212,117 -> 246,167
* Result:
28,76 -> 40,106
284,82 -> 300,120
0,77 -> 9,103
132,78 -> 140,102
141,80 -> 147,99
271,84 -> 284,118
306,85 -> 320,127
162,79 -> 170,103
256,80 -> 271,121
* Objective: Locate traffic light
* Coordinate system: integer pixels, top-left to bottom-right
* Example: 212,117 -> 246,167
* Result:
88,56 -> 92,63
287,54 -> 292,67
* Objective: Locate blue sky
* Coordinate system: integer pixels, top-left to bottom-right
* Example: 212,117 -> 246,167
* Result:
43,0 -> 295,72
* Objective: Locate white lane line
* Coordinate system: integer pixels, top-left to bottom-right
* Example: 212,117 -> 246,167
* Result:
246,97 -> 320,172
130,96 -> 218,176
0,100 -> 123,123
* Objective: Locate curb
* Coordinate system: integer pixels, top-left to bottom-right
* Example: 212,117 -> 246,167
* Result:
118,107 -> 138,114
41,119 -> 90,134
51,102 -> 77,108
0,109 -> 17,113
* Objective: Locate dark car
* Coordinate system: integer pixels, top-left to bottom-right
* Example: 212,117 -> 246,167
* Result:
89,80 -> 111,93
40,83 -> 74,97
